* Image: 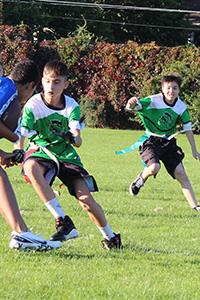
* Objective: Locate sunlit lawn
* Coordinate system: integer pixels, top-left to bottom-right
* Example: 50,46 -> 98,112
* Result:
0,128 -> 200,300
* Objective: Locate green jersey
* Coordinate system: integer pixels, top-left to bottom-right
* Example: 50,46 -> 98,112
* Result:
135,93 -> 191,136
21,93 -> 83,167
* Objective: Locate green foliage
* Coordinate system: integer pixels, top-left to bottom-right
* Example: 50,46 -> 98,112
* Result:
2,1 -> 45,28
79,97 -> 106,128
57,22 -> 95,68
2,0 -> 190,45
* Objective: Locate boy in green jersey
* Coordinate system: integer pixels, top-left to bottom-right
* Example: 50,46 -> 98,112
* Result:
126,74 -> 200,211
20,60 -> 121,250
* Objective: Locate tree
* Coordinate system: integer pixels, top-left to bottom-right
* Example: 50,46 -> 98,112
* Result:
2,0 -> 193,45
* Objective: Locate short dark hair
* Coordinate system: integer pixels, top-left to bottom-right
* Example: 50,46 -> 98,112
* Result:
43,60 -> 70,78
161,73 -> 182,88
11,59 -> 40,86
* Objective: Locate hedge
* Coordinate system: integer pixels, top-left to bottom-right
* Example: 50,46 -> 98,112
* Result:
0,24 -> 199,131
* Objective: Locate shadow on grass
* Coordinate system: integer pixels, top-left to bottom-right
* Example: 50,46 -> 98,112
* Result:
124,241 -> 200,258
104,207 -> 200,221
54,252 -> 97,260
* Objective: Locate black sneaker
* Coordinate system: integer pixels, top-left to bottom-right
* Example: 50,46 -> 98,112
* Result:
102,233 -> 122,250
129,173 -> 144,196
50,215 -> 79,242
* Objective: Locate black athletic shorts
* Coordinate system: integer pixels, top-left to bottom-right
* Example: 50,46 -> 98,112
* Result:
139,136 -> 184,178
23,157 -> 98,197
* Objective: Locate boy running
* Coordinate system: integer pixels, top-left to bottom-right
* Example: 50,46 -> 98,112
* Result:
126,74 -> 200,211
0,60 -> 61,251
20,60 -> 121,250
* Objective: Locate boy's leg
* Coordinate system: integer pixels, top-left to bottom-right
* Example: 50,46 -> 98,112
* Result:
73,178 -> 121,249
129,163 -> 160,196
23,159 -> 78,241
23,159 -> 56,204
174,163 -> 198,209
0,167 -> 27,232
129,137 -> 162,196
0,167 -> 62,251
75,178 -> 107,227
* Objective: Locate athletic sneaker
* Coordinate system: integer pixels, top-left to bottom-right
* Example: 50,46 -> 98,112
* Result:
9,231 -> 62,251
102,233 -> 122,250
50,215 -> 79,242
129,173 -> 144,196
193,206 -> 200,212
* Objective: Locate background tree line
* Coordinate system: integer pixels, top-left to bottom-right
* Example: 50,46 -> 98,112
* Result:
1,0 -> 199,46
0,23 -> 199,131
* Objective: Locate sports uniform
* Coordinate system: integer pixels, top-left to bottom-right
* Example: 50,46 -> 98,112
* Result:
135,93 -> 191,177
21,93 -> 98,196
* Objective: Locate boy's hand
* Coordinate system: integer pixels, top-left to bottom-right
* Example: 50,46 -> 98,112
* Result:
11,149 -> 25,164
192,151 -> 200,161
52,130 -> 75,144
126,97 -> 138,110
0,150 -> 16,167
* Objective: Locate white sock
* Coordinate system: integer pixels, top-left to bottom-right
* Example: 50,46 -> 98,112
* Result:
45,198 -> 65,219
98,223 -> 115,240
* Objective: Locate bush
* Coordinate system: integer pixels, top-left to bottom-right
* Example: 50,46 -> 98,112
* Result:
0,24 -> 35,74
79,96 -> 106,128
1,24 -> 199,131
72,41 -> 200,130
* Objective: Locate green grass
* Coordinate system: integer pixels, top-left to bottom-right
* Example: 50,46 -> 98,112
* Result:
0,128 -> 200,300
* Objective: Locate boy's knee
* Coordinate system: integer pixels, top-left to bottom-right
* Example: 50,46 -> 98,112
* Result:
174,167 -> 187,182
149,163 -> 160,175
78,194 -> 95,212
24,159 -> 39,175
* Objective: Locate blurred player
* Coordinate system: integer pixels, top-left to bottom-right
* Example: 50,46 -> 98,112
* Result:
0,60 -> 61,251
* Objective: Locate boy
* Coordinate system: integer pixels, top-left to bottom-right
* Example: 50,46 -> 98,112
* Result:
20,60 -> 121,250
0,60 -> 61,250
126,74 -> 200,211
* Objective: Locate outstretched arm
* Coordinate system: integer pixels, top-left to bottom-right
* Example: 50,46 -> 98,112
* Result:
125,96 -> 139,111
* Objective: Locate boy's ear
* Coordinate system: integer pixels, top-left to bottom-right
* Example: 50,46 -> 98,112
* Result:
23,81 -> 36,91
29,81 -> 37,90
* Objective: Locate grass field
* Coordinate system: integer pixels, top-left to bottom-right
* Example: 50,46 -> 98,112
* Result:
0,128 -> 200,300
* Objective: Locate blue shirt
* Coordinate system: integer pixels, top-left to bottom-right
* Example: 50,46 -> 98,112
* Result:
0,77 -> 18,118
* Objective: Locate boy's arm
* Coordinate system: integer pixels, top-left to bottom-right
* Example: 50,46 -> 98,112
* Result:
125,97 -> 139,111
0,149 -> 17,167
185,130 -> 200,160
13,136 -> 26,150
0,120 -> 19,142
56,128 -> 82,147
70,128 -> 82,147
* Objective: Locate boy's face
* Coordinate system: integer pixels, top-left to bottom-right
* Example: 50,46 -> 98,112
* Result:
162,81 -> 180,104
42,71 -> 68,103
